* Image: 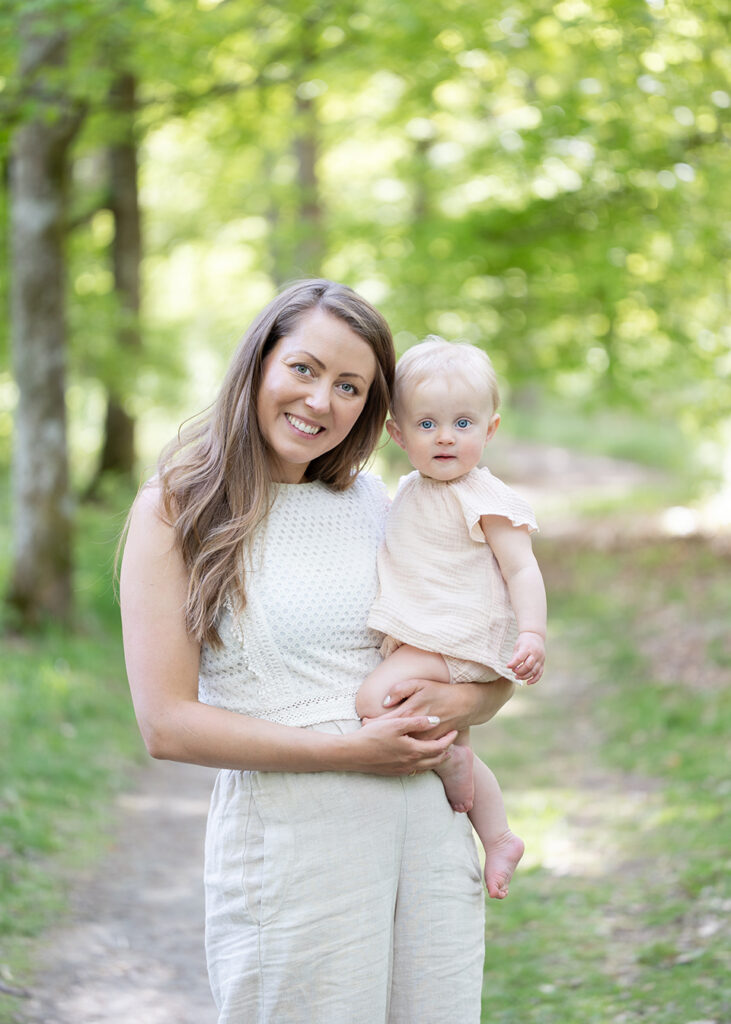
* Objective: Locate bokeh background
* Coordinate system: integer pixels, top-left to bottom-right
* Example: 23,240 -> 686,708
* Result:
1,2 -> 729,1022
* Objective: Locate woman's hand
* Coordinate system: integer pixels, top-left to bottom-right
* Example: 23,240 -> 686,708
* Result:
345,716 -> 457,775
373,676 -> 515,738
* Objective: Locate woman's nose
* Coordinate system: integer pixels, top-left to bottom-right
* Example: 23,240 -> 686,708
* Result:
304,383 -> 331,413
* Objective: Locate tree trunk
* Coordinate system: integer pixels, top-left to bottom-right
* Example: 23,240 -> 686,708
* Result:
7,27 -> 81,626
292,89 -> 324,276
287,14 -> 324,278
92,72 -> 140,484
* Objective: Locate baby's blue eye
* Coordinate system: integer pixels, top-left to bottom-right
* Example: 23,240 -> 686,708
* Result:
456,418 -> 471,429
419,419 -> 435,430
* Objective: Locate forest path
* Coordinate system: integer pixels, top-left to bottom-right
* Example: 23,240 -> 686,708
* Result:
21,761 -> 218,1024
16,443 -> 691,1023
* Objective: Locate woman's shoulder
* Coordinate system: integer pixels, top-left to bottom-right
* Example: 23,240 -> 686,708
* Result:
348,470 -> 391,519
352,469 -> 389,499
131,477 -> 167,520
126,478 -> 177,549
120,480 -> 188,600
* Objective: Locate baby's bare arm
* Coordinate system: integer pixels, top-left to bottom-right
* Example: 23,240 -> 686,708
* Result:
480,515 -> 547,684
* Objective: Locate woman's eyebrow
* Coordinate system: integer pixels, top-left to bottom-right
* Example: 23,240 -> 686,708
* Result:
291,349 -> 326,370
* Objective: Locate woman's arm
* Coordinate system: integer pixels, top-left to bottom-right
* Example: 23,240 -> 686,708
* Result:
120,487 -> 455,776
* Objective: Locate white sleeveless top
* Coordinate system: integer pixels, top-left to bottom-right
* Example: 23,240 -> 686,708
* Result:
367,467 -> 538,683
198,473 -> 389,727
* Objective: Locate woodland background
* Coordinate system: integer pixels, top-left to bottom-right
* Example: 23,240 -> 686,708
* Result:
1,0 -> 729,621
0,1 -> 729,1021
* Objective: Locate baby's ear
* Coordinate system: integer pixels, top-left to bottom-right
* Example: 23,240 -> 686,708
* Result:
485,413 -> 500,443
386,418 -> 406,450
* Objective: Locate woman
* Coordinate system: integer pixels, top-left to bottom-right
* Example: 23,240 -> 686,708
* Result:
120,279 -> 513,1023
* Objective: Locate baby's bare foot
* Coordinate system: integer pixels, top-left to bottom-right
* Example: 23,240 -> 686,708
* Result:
435,745 -> 475,813
484,829 -> 524,899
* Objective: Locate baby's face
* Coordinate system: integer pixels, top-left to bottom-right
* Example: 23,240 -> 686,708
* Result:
388,377 -> 499,481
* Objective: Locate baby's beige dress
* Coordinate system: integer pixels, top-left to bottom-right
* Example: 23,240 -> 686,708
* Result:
368,466 -> 538,684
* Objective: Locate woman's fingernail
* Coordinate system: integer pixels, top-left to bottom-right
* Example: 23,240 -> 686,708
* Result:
427,716 -> 440,724
383,695 -> 392,707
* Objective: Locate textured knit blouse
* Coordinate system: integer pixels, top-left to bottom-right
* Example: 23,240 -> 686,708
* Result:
367,467 -> 538,684
198,473 -> 390,728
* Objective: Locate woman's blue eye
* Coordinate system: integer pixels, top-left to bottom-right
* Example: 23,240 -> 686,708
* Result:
456,418 -> 471,429
292,363 -> 311,375
419,419 -> 435,430
339,381 -> 357,395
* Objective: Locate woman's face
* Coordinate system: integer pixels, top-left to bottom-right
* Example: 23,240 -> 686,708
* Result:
256,307 -> 377,483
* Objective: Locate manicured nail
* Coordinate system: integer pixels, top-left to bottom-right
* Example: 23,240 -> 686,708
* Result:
383,695 -> 392,706
427,716 -> 440,724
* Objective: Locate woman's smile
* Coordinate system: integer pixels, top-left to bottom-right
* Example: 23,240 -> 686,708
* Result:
285,413 -> 325,436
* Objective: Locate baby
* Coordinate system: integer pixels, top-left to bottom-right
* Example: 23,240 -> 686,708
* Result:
357,337 -> 546,899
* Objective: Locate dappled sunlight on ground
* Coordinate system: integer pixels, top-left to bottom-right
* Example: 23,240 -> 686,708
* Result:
512,785 -> 664,879
116,791 -> 211,817
494,689 -> 534,717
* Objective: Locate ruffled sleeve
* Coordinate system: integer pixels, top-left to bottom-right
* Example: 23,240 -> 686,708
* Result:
451,467 -> 538,543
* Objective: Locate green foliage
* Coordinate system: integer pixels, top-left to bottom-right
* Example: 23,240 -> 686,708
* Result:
0,476 -> 144,989
1,0 -> 728,463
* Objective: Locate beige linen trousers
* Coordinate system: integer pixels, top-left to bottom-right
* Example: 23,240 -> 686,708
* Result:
204,721 -> 486,1024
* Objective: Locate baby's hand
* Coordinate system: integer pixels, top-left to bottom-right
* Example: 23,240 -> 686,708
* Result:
507,631 -> 545,685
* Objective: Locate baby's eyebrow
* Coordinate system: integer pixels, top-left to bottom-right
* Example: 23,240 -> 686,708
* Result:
415,409 -> 480,419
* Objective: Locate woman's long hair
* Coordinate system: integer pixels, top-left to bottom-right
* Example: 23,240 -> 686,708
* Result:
157,279 -> 395,647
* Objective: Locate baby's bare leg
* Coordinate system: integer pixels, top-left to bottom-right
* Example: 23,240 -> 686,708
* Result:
355,644 -> 451,719
357,646 -> 476,812
433,729 -> 475,813
469,755 -> 524,900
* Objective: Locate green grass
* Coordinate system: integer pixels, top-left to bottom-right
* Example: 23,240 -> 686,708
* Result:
0,480 -> 145,1008
477,537 -> 731,1023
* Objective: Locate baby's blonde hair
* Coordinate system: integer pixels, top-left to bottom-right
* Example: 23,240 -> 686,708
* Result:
392,336 -> 500,420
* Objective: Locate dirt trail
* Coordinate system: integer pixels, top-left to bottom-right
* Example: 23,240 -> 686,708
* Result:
15,444 -> 699,1023
21,761 -> 218,1024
